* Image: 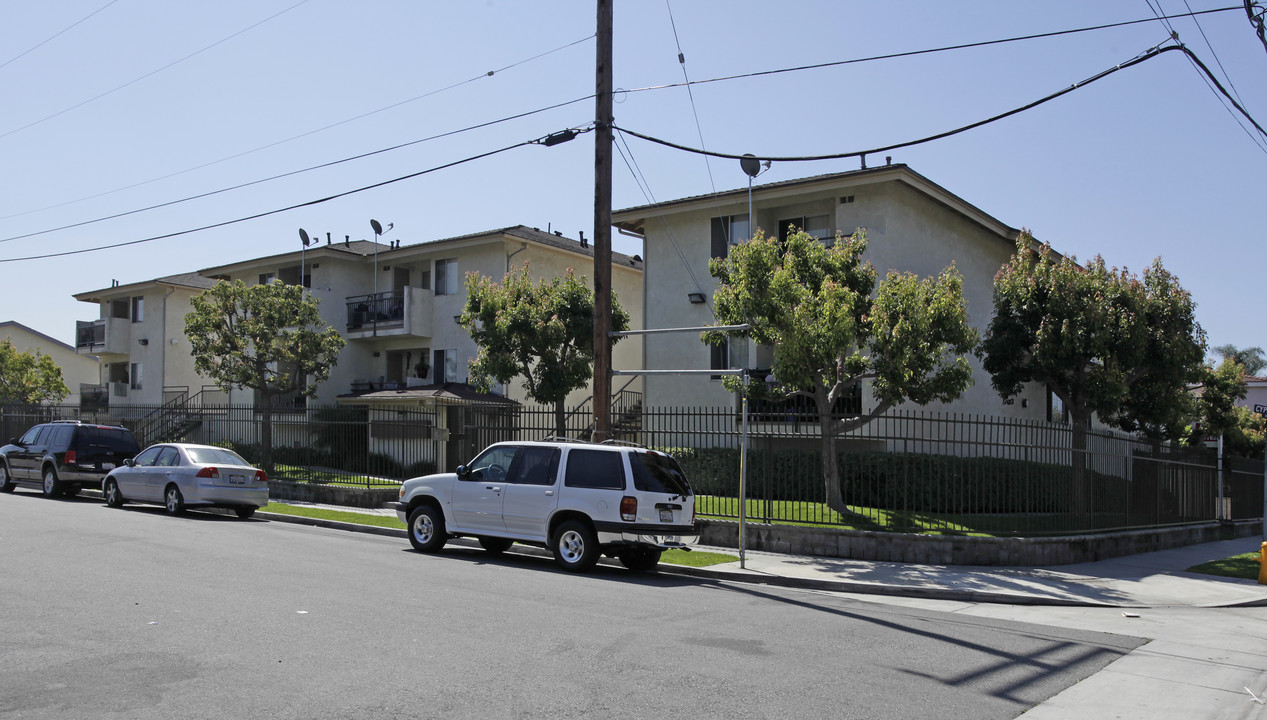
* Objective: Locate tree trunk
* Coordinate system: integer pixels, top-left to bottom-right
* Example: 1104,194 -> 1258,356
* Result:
554,400 -> 566,438
1070,408 -> 1091,526
817,392 -> 847,517
260,399 -> 274,475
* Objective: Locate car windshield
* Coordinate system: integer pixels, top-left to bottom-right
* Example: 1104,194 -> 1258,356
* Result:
629,452 -> 692,496
185,447 -> 251,466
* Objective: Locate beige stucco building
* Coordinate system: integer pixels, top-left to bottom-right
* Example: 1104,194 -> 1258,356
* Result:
71,226 -> 643,414
0,321 -> 101,405
612,164 -> 1056,422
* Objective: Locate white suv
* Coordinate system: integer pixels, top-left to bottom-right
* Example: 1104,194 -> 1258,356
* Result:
396,440 -> 698,572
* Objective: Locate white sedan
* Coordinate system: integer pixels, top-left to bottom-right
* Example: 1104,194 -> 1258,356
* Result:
102,443 -> 269,518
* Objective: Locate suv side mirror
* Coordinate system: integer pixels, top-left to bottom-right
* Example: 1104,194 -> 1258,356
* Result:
456,464 -> 468,479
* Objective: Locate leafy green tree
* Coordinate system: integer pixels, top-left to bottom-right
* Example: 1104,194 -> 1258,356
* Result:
1211,344 -> 1266,376
184,280 -> 346,472
706,229 -> 978,516
979,233 -> 1205,509
0,339 -> 70,405
1185,359 -> 1265,460
459,263 -> 629,435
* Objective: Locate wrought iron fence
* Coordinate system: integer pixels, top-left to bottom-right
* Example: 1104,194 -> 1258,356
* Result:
2,400 -> 1262,536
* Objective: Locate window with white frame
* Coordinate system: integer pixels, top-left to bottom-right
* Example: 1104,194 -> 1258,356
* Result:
709,337 -> 749,380
130,296 -> 144,323
129,362 -> 142,391
778,214 -> 831,243
435,259 -> 459,295
710,214 -> 750,259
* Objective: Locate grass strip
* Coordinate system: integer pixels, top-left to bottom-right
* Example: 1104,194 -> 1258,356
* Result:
261,503 -> 737,567
1186,551 -> 1263,581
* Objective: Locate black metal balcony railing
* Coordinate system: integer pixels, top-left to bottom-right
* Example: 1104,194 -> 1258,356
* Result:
346,291 -> 405,331
75,320 -> 105,350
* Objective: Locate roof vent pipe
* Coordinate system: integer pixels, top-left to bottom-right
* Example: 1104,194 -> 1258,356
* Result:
345,235 -> 350,247
579,231 -> 587,247
326,232 -> 331,245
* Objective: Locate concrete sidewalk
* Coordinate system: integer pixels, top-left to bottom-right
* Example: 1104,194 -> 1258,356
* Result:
262,502 -> 1267,608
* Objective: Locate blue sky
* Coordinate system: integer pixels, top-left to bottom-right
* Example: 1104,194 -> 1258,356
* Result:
2,1 -> 1263,356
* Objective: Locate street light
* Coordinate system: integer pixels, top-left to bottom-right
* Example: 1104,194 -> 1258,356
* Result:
370,219 -> 394,336
298,228 -> 315,290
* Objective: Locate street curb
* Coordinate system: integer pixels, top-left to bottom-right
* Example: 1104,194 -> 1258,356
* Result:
253,510 -> 1113,606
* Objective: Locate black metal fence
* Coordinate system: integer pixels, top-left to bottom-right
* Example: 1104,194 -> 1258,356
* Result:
3,399 -> 1262,536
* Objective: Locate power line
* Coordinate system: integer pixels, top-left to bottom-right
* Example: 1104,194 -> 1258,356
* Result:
614,43 -> 1267,163
0,0 -> 313,141
0,95 -> 593,244
0,34 -> 594,223
664,0 -> 718,194
620,6 -> 1242,95
0,0 -> 120,72
0,129 -> 589,264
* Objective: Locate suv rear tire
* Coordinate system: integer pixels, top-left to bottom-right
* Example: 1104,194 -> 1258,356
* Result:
0,463 -> 13,493
408,505 -> 447,553
41,467 -> 62,497
553,519 -> 600,572
618,548 -> 662,572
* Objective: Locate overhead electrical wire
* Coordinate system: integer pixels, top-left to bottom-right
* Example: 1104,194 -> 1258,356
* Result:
614,42 -> 1267,163
0,127 -> 590,264
0,0 -> 314,141
0,33 -> 595,223
620,5 -> 1243,95
0,94 -> 593,244
1146,0 -> 1267,153
664,0 -> 718,193
0,0 -> 120,72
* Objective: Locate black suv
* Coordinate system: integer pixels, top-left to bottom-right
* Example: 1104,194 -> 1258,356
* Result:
1,421 -> 140,497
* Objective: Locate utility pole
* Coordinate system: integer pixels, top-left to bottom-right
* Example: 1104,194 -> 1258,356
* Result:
592,0 -> 613,441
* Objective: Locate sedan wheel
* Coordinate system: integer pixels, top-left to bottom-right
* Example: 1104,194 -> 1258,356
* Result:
42,467 -> 62,497
164,485 -> 185,515
104,479 -> 125,508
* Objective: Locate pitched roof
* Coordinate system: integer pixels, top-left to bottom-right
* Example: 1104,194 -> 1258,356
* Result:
73,272 -> 218,302
395,225 -> 642,269
611,163 -> 1019,243
0,320 -> 76,353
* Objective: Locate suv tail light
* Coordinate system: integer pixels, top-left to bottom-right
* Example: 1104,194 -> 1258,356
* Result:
65,450 -> 77,464
196,466 -> 220,479
620,496 -> 637,521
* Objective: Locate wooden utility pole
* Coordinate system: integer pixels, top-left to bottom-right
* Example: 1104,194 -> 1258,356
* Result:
592,0 -> 613,441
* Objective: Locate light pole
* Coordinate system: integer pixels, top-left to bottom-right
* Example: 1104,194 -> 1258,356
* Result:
298,228 -> 315,290
370,219 -> 393,336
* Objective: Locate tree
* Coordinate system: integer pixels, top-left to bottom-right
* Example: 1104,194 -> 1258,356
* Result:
0,339 -> 70,405
979,233 -> 1206,509
706,229 -> 978,516
184,280 -> 345,472
1211,344 -> 1266,376
459,263 -> 629,435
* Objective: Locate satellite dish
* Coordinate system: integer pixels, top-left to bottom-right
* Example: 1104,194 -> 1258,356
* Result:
370,219 -> 383,236
299,228 -> 312,247
740,154 -> 761,178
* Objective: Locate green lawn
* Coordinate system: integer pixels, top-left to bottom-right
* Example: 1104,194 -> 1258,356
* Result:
259,503 -> 738,567
696,496 -> 991,536
1186,551 -> 1264,581
269,464 -> 401,487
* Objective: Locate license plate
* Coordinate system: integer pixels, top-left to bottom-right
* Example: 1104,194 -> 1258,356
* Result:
659,509 -> 673,523
228,474 -> 247,485
102,463 -> 115,470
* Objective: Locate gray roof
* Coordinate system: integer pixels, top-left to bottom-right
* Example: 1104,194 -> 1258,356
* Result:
74,271 -> 218,301
397,225 -> 642,269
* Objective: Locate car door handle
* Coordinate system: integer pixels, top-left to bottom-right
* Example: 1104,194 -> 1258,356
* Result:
544,490 -> 554,496
486,485 -> 501,491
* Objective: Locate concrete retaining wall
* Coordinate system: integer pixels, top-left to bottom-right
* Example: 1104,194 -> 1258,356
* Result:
698,518 -> 1263,566
268,480 -> 398,508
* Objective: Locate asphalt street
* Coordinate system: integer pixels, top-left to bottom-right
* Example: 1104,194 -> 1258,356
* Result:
1,492 -> 1144,720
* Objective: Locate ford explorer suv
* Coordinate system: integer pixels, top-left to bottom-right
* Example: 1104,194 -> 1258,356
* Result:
397,439 -> 698,572
1,421 -> 141,497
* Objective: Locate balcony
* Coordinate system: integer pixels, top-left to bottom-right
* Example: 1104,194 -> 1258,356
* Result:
345,287 -> 433,340
75,318 -> 131,356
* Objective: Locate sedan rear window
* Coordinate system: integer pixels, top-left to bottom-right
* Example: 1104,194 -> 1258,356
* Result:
185,447 -> 250,466
629,452 -> 692,496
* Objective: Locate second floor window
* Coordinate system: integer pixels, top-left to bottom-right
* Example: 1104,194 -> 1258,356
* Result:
435,259 -> 459,295
711,214 -> 750,259
130,296 -> 144,323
